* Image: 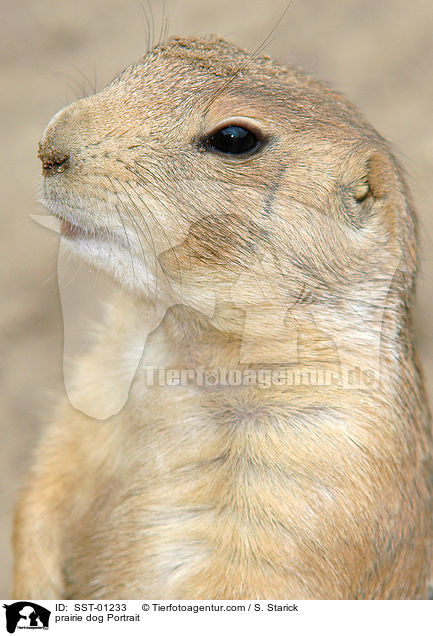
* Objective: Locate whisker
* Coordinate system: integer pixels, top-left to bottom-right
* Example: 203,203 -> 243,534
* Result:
158,0 -> 168,47
105,175 -> 138,290
71,63 -> 96,97
108,184 -> 168,359
123,161 -> 189,250
139,1 -> 151,54
111,176 -> 161,329
117,176 -> 185,313
146,0 -> 155,50
163,3 -> 170,44
202,2 -> 292,116
51,70 -> 86,102
115,174 -> 196,364
120,160 -> 192,290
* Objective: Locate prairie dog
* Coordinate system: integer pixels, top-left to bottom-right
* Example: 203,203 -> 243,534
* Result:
14,36 -> 433,599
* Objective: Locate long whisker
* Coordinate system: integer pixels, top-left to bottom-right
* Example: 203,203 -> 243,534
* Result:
113,174 -> 196,364
124,162 -> 190,260
139,1 -> 151,54
111,176 -> 162,331
114,174 -> 198,368
122,180 -> 184,297
145,0 -> 155,50
122,165 -> 202,367
120,160 -> 193,307
132,160 -> 190,233
105,175 -> 138,290
158,0 -> 168,46
104,182 -> 163,362
51,70 -> 87,102
71,63 -> 96,97
202,2 -> 292,117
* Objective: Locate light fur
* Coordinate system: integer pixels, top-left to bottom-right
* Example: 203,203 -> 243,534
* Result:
13,36 -> 433,599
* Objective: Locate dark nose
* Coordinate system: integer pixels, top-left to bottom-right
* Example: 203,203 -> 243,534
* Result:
38,141 -> 69,175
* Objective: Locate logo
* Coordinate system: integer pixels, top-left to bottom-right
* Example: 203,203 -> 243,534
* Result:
3,603 -> 51,633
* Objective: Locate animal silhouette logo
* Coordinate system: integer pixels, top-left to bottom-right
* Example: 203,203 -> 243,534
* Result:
3,602 -> 51,633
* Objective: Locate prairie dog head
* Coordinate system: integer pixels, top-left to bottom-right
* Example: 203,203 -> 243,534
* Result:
38,36 -> 417,352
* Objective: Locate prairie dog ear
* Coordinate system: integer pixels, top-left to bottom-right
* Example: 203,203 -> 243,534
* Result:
338,149 -> 399,227
350,153 -> 392,199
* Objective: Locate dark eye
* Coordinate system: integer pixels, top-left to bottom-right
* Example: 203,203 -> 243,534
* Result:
207,126 -> 259,155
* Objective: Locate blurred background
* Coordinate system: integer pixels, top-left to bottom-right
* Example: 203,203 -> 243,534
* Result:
1,0 -> 432,597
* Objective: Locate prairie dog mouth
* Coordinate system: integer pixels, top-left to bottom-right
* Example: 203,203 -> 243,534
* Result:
60,218 -> 86,238
42,199 -> 98,239
40,185 -> 98,239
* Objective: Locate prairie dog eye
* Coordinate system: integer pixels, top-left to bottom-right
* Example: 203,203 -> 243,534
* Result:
207,125 -> 259,155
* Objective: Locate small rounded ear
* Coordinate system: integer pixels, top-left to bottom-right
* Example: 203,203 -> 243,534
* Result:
338,149 -> 399,228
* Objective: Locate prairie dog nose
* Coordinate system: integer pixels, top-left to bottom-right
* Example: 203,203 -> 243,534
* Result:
38,141 -> 70,175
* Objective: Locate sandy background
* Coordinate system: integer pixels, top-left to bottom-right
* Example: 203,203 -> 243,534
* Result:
1,0 -> 432,598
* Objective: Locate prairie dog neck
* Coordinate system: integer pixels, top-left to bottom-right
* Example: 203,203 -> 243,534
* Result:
73,287 -> 394,426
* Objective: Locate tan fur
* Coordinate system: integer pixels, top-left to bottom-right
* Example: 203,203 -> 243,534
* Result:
14,36 -> 433,599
